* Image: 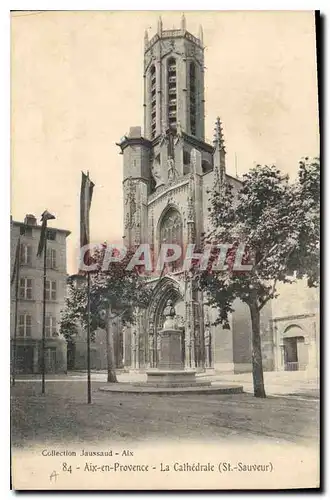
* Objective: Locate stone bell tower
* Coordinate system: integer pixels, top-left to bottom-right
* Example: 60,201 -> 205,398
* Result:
117,126 -> 151,248
117,16 -> 234,373
144,14 -> 205,142
117,15 -> 208,248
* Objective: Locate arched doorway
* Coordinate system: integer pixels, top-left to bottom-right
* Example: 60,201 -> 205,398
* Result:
147,277 -> 184,367
282,325 -> 308,371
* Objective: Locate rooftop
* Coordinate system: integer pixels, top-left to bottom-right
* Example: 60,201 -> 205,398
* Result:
11,215 -> 71,237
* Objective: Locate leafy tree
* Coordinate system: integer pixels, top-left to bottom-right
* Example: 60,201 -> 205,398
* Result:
60,248 -> 151,383
288,157 -> 320,286
60,279 -> 86,342
198,158 -> 320,398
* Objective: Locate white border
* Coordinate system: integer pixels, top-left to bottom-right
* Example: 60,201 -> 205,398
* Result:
2,2 -> 327,499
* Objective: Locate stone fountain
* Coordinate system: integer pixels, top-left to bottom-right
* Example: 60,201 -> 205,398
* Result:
145,300 -> 210,388
99,300 -> 243,394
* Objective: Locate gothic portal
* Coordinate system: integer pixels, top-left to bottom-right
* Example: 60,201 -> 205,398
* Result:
117,16 -> 273,373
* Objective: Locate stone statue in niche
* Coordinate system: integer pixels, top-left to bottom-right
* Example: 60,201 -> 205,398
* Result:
174,121 -> 183,145
190,148 -> 197,174
151,156 -> 165,188
167,156 -> 178,182
176,120 -> 183,138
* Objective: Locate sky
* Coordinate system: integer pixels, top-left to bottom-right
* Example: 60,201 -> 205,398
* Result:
11,10 -> 320,274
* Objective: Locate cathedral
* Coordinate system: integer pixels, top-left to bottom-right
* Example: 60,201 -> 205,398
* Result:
117,16 -> 274,373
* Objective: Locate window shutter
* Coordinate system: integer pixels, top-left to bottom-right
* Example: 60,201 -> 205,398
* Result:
26,315 -> 32,336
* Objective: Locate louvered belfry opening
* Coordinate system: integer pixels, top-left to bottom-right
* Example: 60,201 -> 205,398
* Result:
189,62 -> 196,136
167,57 -> 177,129
150,64 -> 156,139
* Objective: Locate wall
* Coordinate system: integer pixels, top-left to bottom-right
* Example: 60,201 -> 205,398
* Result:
10,220 -> 69,373
271,279 -> 319,372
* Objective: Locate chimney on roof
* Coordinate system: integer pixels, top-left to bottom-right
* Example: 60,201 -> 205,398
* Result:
24,214 -> 37,226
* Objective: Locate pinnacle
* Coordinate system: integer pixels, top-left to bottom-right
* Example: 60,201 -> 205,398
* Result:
213,117 -> 225,149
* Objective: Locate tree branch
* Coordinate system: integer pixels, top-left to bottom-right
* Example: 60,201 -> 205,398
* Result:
258,279 -> 277,311
252,243 -> 279,273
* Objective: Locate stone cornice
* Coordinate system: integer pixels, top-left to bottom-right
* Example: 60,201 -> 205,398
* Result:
116,136 -> 152,153
272,313 -> 317,323
145,29 -> 203,54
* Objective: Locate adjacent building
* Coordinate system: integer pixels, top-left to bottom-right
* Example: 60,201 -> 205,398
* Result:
10,214 -> 70,373
270,279 -> 319,373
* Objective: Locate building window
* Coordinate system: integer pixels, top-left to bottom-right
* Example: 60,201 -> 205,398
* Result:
150,65 -> 156,139
45,280 -> 57,301
159,208 -> 183,270
19,314 -> 32,337
19,278 -> 33,300
47,229 -> 56,241
45,315 -> 57,337
20,243 -> 32,266
20,226 -> 32,237
46,248 -> 57,269
189,62 -> 196,136
202,160 -> 212,173
167,58 -> 177,129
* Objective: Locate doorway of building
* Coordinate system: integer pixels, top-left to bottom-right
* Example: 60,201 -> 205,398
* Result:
283,336 -> 306,371
67,341 -> 75,370
45,347 -> 57,373
15,345 -> 34,373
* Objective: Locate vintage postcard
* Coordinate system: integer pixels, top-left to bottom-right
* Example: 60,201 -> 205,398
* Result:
10,10 -> 320,490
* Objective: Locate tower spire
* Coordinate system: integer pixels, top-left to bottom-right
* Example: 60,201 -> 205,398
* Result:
144,29 -> 149,45
198,25 -> 204,44
213,117 -> 226,189
158,16 -> 163,35
181,13 -> 186,31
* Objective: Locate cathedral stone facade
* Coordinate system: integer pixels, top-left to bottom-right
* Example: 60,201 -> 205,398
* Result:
117,16 -> 274,373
